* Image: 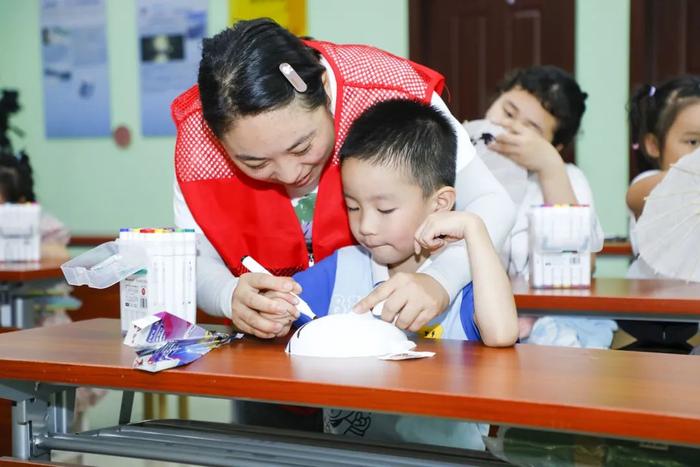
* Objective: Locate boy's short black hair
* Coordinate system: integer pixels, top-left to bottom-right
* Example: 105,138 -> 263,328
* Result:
338,99 -> 456,197
496,66 -> 587,148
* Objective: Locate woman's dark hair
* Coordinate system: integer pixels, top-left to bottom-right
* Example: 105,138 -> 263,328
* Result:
0,151 -> 36,203
198,18 -> 327,138
495,65 -> 588,148
629,75 -> 700,168
339,99 -> 456,197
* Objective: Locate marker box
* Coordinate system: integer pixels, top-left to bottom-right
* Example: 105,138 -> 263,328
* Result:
528,205 -> 593,289
118,228 -> 197,333
62,228 -> 197,333
0,203 -> 41,261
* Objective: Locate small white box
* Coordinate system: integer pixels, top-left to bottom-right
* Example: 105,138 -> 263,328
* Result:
0,203 -> 41,261
528,205 -> 592,289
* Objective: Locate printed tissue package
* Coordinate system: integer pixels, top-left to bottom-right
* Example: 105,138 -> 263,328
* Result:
124,311 -> 237,372
119,229 -> 197,332
528,205 -> 593,289
0,203 -> 41,261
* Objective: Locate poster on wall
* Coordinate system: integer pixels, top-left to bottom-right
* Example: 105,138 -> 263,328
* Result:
138,0 -> 208,136
230,0 -> 306,36
40,0 -> 111,138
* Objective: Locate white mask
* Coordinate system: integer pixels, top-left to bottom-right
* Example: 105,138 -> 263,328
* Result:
285,312 -> 416,358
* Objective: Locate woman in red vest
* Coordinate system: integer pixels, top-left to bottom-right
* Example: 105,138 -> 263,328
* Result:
172,18 -> 515,339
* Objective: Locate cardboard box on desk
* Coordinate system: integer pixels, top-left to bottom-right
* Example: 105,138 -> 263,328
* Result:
528,205 -> 593,289
61,228 -> 197,333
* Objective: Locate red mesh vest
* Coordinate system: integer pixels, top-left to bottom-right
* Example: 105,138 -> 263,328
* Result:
172,40 -> 445,276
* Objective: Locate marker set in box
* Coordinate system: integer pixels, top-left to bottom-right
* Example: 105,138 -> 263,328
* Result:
119,228 -> 196,333
0,203 -> 41,261
528,205 -> 593,289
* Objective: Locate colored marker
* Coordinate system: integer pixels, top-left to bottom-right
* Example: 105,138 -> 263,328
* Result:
240,256 -> 316,320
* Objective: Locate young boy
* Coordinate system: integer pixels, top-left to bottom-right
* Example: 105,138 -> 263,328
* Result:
271,99 -> 518,449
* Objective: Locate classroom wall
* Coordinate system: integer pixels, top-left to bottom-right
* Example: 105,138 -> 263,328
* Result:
575,0 -> 630,238
0,0 -> 628,242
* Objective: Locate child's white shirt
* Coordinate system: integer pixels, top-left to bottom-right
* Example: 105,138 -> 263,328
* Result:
504,163 -> 605,277
627,169 -> 664,279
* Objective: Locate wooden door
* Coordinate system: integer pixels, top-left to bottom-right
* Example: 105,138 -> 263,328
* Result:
409,0 -> 575,121
629,0 -> 700,179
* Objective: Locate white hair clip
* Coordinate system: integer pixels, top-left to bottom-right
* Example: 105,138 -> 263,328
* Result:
279,63 -> 308,93
648,85 -> 656,97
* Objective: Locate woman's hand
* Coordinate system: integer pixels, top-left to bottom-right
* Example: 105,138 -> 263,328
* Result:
352,273 -> 449,332
230,273 -> 301,338
259,290 -> 299,337
488,120 -> 563,175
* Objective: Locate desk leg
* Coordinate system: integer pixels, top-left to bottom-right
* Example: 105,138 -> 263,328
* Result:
119,391 -> 134,425
0,381 -> 74,460
0,284 -> 12,327
177,396 -> 188,419
158,394 -> 168,418
12,296 -> 36,329
49,389 -> 76,434
144,393 -> 154,419
12,400 -> 31,459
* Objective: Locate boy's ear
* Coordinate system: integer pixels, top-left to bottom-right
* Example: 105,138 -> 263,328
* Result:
432,186 -> 456,213
643,133 -> 661,159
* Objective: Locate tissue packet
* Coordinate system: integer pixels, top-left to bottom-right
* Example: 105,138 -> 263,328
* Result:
463,119 -> 528,204
123,311 -> 237,372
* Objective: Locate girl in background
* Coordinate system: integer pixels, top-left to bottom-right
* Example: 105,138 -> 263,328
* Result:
0,151 -> 104,428
482,66 -> 615,348
0,152 -> 69,258
624,75 -> 700,353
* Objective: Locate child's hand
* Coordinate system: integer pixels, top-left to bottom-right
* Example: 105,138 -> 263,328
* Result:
413,211 -> 483,254
488,120 -> 563,175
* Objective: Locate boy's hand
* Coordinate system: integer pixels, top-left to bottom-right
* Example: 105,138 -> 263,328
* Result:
414,211 -> 482,254
353,273 -> 449,333
488,120 -> 563,175
230,273 -> 301,339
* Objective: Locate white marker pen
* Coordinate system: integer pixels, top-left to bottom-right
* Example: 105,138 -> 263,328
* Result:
241,256 -> 317,320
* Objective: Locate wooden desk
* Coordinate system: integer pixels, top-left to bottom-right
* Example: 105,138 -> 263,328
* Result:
0,260 -> 68,330
513,277 -> 700,320
67,235 -> 113,248
0,261 -> 68,457
1,318 -> 699,450
600,241 -> 633,257
0,260 -> 65,283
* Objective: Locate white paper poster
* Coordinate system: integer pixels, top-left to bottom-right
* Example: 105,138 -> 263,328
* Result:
40,0 -> 111,138
137,0 -> 208,136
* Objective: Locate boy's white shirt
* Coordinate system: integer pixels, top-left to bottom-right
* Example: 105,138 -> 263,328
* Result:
627,169 -> 664,279
173,57 -> 516,318
504,164 -> 605,277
